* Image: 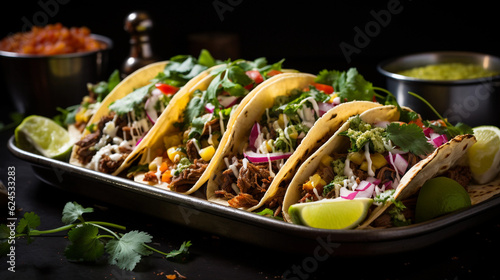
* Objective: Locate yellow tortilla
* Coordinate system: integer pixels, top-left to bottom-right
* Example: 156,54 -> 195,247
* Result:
131,68 -> 289,194
69,61 -> 212,175
206,72 -> 382,211
281,105 -> 477,227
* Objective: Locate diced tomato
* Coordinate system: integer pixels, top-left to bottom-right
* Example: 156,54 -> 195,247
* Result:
312,83 -> 334,94
246,70 -> 264,84
409,118 -> 425,128
159,161 -> 169,173
266,69 -> 282,77
161,170 -> 172,183
155,83 -> 179,95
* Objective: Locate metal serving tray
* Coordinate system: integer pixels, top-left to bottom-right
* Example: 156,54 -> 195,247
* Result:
8,136 -> 500,256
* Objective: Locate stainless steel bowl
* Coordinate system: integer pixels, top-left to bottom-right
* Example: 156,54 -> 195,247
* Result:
377,51 -> 500,127
0,34 -> 112,116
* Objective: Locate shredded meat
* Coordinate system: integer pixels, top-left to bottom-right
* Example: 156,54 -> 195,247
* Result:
350,161 -> 368,181
74,131 -> 100,164
228,193 -> 260,208
376,166 -> 398,185
170,159 -> 208,192
143,171 -> 159,184
216,157 -> 277,209
201,118 -> 220,136
185,139 -> 200,161
98,154 -> 126,174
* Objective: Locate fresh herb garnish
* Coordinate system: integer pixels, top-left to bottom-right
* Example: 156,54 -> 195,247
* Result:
108,84 -> 151,116
0,202 -> 192,271
255,208 -> 284,221
407,91 -> 473,137
386,123 -> 435,156
315,68 -> 390,102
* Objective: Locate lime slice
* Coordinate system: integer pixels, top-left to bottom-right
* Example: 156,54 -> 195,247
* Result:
15,115 -> 74,160
467,125 -> 500,184
415,177 -> 471,223
288,198 -> 373,229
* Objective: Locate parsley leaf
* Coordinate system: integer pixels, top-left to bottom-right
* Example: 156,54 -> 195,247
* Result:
386,123 -> 435,156
65,224 -> 105,262
62,202 -> 94,225
106,230 -> 153,271
16,212 -> 40,244
165,241 -> 193,261
108,84 -> 151,116
332,68 -> 377,102
0,201 -> 192,272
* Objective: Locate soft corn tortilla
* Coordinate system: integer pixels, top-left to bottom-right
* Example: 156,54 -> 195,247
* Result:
206,72 -> 382,211
69,61 -> 212,175
281,105 -> 477,227
131,69 -> 291,194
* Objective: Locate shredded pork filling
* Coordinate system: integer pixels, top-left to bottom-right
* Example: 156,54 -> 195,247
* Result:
215,157 -> 279,208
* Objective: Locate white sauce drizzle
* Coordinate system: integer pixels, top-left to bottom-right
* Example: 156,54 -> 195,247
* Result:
364,142 -> 375,177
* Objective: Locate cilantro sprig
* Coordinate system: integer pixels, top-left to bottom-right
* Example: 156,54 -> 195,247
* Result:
315,68 -> 391,102
0,202 -> 192,271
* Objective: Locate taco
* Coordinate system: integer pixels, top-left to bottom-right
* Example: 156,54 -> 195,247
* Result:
282,105 -> 477,228
62,69 -> 121,143
206,71 -> 383,214
69,52 -> 217,175
129,57 -> 286,194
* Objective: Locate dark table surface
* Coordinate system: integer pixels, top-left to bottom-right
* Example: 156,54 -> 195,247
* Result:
1,119 -> 500,280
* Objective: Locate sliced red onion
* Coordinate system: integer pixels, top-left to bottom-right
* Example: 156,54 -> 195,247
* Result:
243,150 -> 292,163
318,102 -> 335,116
340,187 -> 358,200
423,127 -> 434,137
218,95 -> 239,108
384,181 -> 393,189
385,152 -> 408,175
136,137 -> 143,146
355,181 -> 376,198
374,121 -> 391,128
249,122 -> 261,151
366,176 -> 381,186
151,88 -> 163,96
205,103 -> 215,113
428,133 -> 448,148
332,96 -> 341,105
144,95 -> 159,124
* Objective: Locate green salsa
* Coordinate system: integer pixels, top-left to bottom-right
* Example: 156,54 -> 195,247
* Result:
398,63 -> 499,80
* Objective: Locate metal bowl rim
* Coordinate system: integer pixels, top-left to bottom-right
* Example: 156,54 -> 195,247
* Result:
0,33 -> 113,59
377,51 -> 500,85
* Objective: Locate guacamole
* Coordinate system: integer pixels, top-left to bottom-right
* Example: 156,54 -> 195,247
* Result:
398,63 -> 499,80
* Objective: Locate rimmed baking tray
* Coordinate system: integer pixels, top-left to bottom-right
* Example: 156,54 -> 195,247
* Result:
8,136 -> 500,256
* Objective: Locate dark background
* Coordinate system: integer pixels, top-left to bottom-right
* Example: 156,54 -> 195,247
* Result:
1,0 -> 499,91
1,1 -> 500,279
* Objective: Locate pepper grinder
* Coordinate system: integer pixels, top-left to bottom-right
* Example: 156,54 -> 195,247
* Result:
122,11 -> 157,77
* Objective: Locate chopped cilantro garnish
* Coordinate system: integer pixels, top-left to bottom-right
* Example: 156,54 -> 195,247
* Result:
386,123 -> 435,156
0,202 -> 192,271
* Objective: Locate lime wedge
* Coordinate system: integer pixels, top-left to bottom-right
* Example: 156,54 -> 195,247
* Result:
288,198 -> 373,229
467,125 -> 500,184
415,177 -> 471,223
15,115 -> 74,160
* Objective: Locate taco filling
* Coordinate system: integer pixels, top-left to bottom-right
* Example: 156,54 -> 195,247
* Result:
296,115 -> 473,227
137,58 -> 284,192
214,83 -> 345,209
73,54 -> 215,174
